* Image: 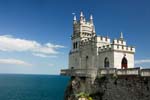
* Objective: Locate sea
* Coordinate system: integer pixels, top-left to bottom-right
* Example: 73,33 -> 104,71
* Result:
0,74 -> 70,100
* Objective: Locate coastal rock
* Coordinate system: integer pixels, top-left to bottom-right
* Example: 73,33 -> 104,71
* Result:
64,75 -> 150,100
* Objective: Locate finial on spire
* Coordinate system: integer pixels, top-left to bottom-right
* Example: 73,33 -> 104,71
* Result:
90,14 -> 93,20
73,15 -> 77,24
120,32 -> 124,40
90,14 -> 93,24
72,13 -> 77,24
73,15 -> 76,21
106,32 -> 109,38
80,11 -> 84,17
80,11 -> 84,23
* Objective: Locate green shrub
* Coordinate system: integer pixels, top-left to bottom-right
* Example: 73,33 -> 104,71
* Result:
76,92 -> 93,100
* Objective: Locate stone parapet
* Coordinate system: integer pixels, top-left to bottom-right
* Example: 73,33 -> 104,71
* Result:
95,36 -> 111,43
61,68 -> 150,77
116,68 -> 139,75
61,69 -> 97,77
113,39 -> 126,45
98,68 -> 116,75
98,44 -> 135,53
141,69 -> 150,76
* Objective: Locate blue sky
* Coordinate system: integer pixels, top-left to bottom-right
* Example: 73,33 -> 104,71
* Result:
0,0 -> 149,75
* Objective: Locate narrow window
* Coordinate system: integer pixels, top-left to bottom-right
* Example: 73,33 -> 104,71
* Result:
104,57 -> 109,68
121,57 -> 128,69
86,56 -> 88,68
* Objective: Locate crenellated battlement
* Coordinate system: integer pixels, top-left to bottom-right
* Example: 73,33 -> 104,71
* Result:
79,38 -> 92,46
73,12 -> 95,35
95,36 -> 111,43
78,36 -> 111,47
98,44 -> 135,53
113,39 -> 126,46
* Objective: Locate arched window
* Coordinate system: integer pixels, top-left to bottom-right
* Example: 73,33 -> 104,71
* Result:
86,56 -> 88,68
104,57 -> 109,68
76,42 -> 78,48
121,57 -> 128,69
73,43 -> 75,49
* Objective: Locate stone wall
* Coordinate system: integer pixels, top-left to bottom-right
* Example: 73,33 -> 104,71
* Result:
64,75 -> 150,100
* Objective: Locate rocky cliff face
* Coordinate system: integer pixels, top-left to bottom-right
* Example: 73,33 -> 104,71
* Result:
64,75 -> 150,100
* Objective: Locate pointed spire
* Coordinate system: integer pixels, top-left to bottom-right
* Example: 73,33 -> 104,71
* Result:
73,15 -> 76,21
106,32 -> 109,38
73,15 -> 77,24
80,11 -> 84,23
90,14 -> 93,20
72,12 -> 77,24
120,32 -> 124,40
80,11 -> 84,17
90,14 -> 93,24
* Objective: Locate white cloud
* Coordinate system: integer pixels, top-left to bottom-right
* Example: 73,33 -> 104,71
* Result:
0,58 -> 32,66
48,63 -> 56,67
135,59 -> 150,64
32,53 -> 57,58
32,53 -> 49,58
0,35 -> 65,57
45,43 -> 65,48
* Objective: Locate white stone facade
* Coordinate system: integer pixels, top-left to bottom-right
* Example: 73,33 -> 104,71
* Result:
69,12 -> 135,69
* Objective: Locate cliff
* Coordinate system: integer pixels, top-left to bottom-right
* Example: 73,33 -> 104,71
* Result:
64,75 -> 150,100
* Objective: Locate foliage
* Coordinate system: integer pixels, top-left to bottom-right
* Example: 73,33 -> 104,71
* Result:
76,92 -> 93,100
113,73 -> 118,79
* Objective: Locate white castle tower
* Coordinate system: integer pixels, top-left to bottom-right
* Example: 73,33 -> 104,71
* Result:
69,12 -> 135,70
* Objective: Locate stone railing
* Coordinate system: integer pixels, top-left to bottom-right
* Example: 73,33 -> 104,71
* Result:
140,69 -> 150,76
116,68 -> 139,75
61,69 -> 97,77
61,68 -> 150,77
98,68 -> 150,77
98,68 -> 116,75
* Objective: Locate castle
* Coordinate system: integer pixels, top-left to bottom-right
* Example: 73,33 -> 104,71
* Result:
69,12 -> 135,70
61,12 -> 150,100
60,12 -> 140,78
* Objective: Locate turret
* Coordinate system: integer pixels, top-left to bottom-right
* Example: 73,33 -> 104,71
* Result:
72,11 -> 96,41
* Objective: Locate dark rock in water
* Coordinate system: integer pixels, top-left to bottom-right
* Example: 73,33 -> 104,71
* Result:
64,75 -> 150,100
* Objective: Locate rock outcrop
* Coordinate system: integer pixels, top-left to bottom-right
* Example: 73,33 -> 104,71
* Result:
64,75 -> 150,100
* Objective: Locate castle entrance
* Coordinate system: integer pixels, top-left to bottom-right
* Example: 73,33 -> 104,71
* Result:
121,57 -> 128,69
104,57 -> 109,68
